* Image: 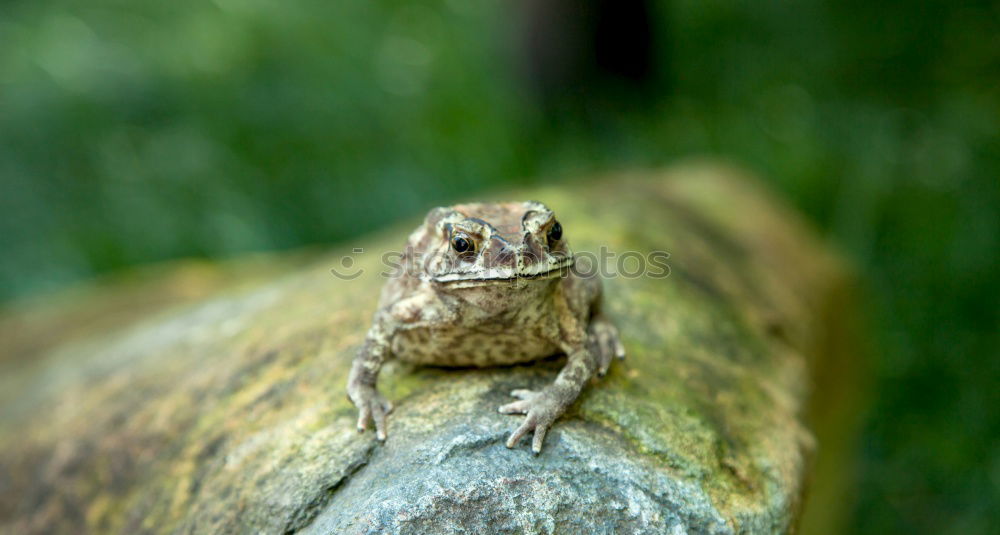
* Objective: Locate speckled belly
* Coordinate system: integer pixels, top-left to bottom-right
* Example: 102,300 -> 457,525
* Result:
391,326 -> 559,367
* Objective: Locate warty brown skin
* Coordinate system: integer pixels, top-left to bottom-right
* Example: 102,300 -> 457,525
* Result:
346,201 -> 624,453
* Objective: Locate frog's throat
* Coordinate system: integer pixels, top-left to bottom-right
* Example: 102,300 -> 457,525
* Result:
429,255 -> 574,286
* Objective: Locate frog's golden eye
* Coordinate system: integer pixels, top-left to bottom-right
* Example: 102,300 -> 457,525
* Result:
547,221 -> 562,244
451,234 -> 474,254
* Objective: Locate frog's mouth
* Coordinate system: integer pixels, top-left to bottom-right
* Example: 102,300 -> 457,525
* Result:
431,255 -> 574,286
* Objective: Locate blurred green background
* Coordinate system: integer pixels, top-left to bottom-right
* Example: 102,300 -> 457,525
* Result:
0,0 -> 997,532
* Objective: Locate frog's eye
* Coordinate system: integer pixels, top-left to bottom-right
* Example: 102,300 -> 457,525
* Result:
547,221 -> 563,244
451,234 -> 475,255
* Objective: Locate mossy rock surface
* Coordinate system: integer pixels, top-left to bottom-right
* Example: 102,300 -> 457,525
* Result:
0,163 -> 853,534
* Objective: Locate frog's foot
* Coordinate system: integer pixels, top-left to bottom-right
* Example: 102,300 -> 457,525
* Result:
498,388 -> 567,453
588,316 -> 625,377
348,384 -> 394,441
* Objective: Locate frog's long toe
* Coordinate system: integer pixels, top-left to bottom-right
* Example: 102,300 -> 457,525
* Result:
505,415 -> 549,453
500,388 -> 562,453
498,389 -> 539,414
353,389 -> 394,441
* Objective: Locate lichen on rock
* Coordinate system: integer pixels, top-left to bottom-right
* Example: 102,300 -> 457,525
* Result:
0,162 -> 852,534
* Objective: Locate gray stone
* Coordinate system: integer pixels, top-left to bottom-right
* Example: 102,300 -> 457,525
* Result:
0,163 -> 856,534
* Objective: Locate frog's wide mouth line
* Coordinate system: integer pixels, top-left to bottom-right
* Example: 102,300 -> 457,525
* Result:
430,256 -> 574,286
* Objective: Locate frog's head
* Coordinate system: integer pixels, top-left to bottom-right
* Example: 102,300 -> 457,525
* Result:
417,201 -> 573,306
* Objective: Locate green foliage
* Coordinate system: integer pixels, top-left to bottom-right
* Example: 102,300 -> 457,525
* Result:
0,0 -> 531,297
0,0 -> 996,532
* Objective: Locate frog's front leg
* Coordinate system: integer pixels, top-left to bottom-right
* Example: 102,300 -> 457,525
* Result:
499,341 -> 597,453
582,279 -> 625,376
348,288 -> 453,441
347,317 -> 395,440
589,312 -> 626,376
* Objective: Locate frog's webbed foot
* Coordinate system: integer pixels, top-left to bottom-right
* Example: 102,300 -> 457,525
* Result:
348,384 -> 394,441
498,388 -> 569,453
588,315 -> 625,376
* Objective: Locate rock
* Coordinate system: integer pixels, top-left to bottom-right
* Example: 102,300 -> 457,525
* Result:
0,162 -> 855,534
